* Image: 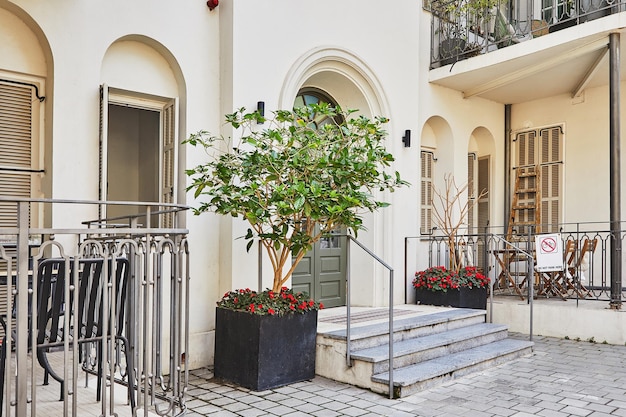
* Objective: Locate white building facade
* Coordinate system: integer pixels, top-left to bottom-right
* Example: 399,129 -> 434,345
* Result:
1,0 -> 624,370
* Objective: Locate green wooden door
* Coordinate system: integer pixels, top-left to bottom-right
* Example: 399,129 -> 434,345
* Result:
292,229 -> 346,307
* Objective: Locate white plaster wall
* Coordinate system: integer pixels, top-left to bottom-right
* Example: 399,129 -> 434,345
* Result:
511,84 -> 623,227
3,0 -> 221,368
208,0 -> 509,308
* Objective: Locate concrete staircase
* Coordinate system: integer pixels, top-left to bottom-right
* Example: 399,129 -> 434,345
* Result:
315,308 -> 533,398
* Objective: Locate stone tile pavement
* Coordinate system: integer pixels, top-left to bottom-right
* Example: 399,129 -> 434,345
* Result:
185,334 -> 626,417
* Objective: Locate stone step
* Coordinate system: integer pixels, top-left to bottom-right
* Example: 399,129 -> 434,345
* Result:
371,338 -> 534,398
318,308 -> 487,351
351,323 -> 509,374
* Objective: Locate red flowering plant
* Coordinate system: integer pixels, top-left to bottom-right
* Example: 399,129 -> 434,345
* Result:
413,266 -> 489,293
217,287 -> 324,316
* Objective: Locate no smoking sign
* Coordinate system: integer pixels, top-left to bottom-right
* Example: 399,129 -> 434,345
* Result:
539,237 -> 557,254
535,233 -> 564,272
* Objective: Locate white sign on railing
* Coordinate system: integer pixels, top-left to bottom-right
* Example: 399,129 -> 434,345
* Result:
535,233 -> 564,272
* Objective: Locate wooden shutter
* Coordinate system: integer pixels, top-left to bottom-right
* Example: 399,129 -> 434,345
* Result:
514,130 -> 539,227
161,99 -> 178,228
540,127 -> 562,232
477,156 -> 490,231
99,84 -> 109,221
0,82 -> 34,227
420,151 -> 434,235
468,153 -> 477,233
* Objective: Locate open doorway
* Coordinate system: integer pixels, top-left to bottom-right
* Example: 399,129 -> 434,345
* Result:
100,86 -> 177,227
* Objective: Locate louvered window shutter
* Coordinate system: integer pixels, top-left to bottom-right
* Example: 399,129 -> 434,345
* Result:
468,154 -> 476,233
540,127 -> 562,232
99,84 -> 109,221
161,99 -> 178,228
420,151 -> 434,235
477,157 -> 490,231
0,82 -> 34,227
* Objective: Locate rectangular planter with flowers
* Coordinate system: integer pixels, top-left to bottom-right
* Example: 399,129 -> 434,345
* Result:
413,266 -> 489,310
214,287 -> 322,391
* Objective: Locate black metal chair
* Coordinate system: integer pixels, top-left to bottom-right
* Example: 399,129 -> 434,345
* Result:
35,258 -> 135,410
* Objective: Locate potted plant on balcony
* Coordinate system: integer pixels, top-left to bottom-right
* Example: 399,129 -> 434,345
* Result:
185,103 -> 407,391
434,0 -> 498,65
413,265 -> 489,309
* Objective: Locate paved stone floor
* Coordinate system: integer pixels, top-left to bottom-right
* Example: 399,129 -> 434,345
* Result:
185,334 -> 626,417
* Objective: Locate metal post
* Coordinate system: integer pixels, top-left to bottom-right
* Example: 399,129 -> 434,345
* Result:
609,32 -> 622,309
504,104 -> 512,231
258,239 -> 263,292
404,237 -> 408,304
16,201 -> 29,416
345,237 -> 351,368
388,270 -> 394,400
527,227 -> 534,341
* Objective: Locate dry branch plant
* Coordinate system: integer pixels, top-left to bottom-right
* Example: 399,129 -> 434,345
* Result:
431,173 -> 487,273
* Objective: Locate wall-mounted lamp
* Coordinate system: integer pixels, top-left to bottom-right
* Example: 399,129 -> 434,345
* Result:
207,0 -> 219,10
402,129 -> 411,148
257,101 -> 265,124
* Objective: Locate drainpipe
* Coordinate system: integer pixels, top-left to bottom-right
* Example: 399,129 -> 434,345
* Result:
609,32 -> 622,309
504,104 -> 512,232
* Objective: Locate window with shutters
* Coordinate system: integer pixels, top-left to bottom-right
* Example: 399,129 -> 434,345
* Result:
99,86 -> 178,227
0,80 -> 43,228
420,151 -> 435,235
468,154 -> 477,234
513,126 -> 563,232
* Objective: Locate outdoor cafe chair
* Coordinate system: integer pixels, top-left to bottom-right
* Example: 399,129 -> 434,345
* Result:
562,238 -> 597,298
35,257 -> 135,410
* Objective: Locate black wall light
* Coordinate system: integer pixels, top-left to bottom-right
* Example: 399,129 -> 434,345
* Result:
402,129 -> 411,147
257,101 -> 265,124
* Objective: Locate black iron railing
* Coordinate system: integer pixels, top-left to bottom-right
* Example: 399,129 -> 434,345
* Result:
428,0 -> 624,67
406,223 -> 626,304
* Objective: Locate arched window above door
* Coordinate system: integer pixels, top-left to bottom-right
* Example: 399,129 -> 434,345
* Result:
294,88 -> 342,129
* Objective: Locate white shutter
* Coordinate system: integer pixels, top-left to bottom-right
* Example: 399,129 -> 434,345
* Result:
99,84 -> 109,221
161,99 -> 178,228
420,151 -> 434,235
477,157 -> 490,231
513,126 -> 563,233
468,153 -> 477,233
0,82 -> 34,227
540,127 -> 562,232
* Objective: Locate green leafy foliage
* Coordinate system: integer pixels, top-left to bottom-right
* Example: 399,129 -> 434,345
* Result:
185,104 -> 408,292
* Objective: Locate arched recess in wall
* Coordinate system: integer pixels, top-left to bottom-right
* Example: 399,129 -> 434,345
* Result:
468,126 -> 495,235
0,3 -> 53,228
419,116 -> 454,236
100,36 -> 187,226
279,46 -> 392,306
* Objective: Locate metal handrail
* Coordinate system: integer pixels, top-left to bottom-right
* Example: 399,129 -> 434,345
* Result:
345,235 -> 395,399
488,233 -> 535,341
255,233 -> 397,398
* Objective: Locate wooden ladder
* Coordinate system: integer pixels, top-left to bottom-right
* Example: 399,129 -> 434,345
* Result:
507,166 -> 541,241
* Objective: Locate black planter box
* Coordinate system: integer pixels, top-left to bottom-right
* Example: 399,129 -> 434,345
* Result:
214,307 -> 318,391
415,287 -> 487,309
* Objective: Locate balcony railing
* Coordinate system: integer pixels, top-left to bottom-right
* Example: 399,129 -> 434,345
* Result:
428,0 -> 625,68
0,197 -> 190,417
406,222 -> 626,303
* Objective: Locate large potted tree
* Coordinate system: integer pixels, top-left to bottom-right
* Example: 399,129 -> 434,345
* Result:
185,103 -> 407,391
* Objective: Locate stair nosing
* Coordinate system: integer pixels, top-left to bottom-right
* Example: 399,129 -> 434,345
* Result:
351,323 -> 509,363
319,308 -> 486,341
371,338 -> 534,386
